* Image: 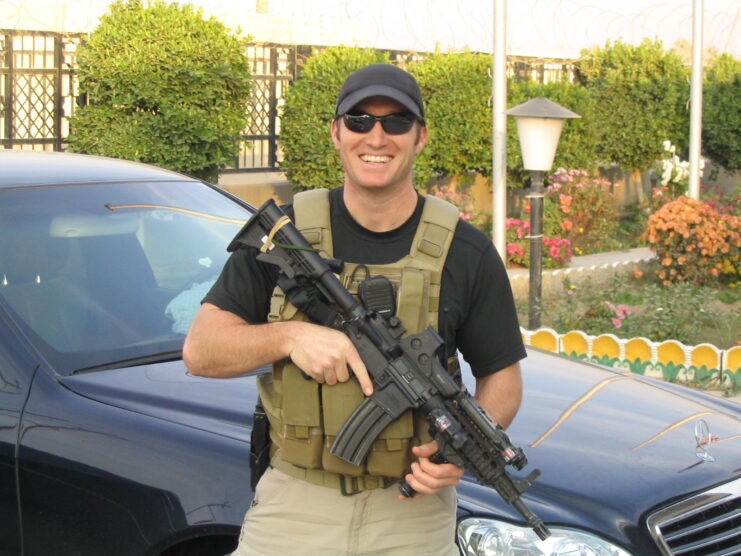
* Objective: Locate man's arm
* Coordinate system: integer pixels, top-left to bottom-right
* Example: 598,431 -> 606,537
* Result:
474,362 -> 523,429
183,302 -> 373,394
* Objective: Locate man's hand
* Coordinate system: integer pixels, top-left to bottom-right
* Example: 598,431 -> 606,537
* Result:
288,322 -> 374,396
184,303 -> 373,398
399,440 -> 464,500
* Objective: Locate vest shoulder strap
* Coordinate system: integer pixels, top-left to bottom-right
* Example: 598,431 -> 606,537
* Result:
293,188 -> 333,255
293,189 -> 459,272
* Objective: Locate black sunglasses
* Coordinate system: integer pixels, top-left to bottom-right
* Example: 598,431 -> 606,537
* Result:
342,111 -> 420,135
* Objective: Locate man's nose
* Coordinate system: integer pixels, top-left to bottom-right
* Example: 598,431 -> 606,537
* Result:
364,120 -> 388,146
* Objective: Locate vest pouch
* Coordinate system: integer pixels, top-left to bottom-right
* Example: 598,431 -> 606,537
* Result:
257,371 -> 282,445
321,380 -> 367,476
366,409 -> 414,477
280,365 -> 324,469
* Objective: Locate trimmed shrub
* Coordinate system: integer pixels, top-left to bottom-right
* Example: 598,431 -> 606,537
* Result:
69,0 -> 252,181
577,39 -> 689,171
644,196 -> 741,285
410,54 -> 597,189
408,52 -> 492,188
703,54 -> 741,173
280,46 -> 389,190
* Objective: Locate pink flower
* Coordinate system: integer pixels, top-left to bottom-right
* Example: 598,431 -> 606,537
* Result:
617,304 -> 632,316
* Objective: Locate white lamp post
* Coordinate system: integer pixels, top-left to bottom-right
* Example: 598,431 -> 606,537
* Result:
507,98 -> 580,329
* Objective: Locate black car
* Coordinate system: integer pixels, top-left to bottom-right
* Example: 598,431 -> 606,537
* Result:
1,151 -> 739,556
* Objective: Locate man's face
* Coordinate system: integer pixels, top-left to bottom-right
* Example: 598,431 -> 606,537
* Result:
331,96 -> 427,194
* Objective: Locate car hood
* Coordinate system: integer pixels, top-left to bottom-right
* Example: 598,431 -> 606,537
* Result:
60,360 -> 262,444
60,349 -> 741,544
458,348 -> 741,541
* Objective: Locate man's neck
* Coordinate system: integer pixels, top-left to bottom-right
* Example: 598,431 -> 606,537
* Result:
342,184 -> 419,232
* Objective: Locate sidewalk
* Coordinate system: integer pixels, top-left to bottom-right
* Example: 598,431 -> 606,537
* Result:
506,247 -> 655,298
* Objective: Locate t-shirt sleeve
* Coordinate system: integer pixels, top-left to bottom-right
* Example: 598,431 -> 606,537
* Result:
202,246 -> 277,324
454,240 -> 526,379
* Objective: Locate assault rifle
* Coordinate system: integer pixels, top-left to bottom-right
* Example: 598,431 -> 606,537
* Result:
229,199 -> 550,541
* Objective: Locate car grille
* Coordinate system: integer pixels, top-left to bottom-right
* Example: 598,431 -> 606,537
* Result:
647,477 -> 740,555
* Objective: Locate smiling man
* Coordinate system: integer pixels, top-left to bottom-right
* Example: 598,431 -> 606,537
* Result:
184,64 -> 526,555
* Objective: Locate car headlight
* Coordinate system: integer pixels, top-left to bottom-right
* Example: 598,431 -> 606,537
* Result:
457,517 -> 633,556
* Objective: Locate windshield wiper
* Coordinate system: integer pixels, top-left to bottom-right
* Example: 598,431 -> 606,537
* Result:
72,350 -> 183,374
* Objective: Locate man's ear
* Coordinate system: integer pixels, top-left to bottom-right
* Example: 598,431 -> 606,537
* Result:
331,118 -> 341,149
414,125 -> 428,155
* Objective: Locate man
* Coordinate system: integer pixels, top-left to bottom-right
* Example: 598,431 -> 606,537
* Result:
183,63 -> 525,555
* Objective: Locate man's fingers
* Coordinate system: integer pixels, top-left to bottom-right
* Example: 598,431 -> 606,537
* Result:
412,441 -> 439,458
323,367 -> 337,385
348,352 -> 373,396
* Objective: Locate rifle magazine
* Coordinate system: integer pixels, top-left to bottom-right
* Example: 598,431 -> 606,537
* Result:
330,397 -> 394,466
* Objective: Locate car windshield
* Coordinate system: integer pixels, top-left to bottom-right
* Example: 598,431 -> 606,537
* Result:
0,180 -> 252,375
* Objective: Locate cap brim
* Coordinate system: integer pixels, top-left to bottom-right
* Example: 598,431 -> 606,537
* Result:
336,85 -> 422,118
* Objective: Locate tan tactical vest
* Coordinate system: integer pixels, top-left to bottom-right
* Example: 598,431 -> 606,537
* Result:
257,188 -> 459,491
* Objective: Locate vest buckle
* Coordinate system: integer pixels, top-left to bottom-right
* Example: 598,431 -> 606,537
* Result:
339,475 -> 363,496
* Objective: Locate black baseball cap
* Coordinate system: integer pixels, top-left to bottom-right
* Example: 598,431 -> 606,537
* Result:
335,64 -> 425,120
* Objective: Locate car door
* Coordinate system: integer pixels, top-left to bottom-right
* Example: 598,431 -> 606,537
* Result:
0,313 -> 38,556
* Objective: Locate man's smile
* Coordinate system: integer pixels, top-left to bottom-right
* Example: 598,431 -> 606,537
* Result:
360,154 -> 393,163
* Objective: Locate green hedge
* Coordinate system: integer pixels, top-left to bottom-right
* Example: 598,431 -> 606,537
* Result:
68,0 -> 252,181
280,46 -> 389,190
280,40 -> 700,189
577,39 -> 689,171
703,54 -> 741,173
408,52 -> 492,188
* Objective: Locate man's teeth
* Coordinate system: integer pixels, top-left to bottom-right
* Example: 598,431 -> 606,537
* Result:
361,155 -> 392,163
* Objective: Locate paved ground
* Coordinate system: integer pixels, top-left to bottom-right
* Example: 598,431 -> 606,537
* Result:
506,246 -> 655,280
505,247 -> 655,299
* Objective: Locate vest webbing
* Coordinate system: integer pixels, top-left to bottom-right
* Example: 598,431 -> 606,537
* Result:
259,188 -> 459,489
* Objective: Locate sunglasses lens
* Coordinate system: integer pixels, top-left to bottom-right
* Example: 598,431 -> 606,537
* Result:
344,114 -> 375,133
382,115 -> 415,135
343,112 -> 416,135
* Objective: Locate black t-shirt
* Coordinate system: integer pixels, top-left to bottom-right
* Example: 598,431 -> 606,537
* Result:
204,188 -> 526,379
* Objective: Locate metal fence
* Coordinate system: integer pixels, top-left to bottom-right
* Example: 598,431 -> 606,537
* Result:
1,29 -> 576,171
228,43 -> 309,173
1,30 -> 83,151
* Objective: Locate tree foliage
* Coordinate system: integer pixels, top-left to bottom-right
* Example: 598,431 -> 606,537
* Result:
280,46 -> 389,190
703,53 -> 741,172
577,39 -> 689,171
69,0 -> 252,181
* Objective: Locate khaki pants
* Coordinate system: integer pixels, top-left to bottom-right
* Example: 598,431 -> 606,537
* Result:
233,468 -> 459,556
